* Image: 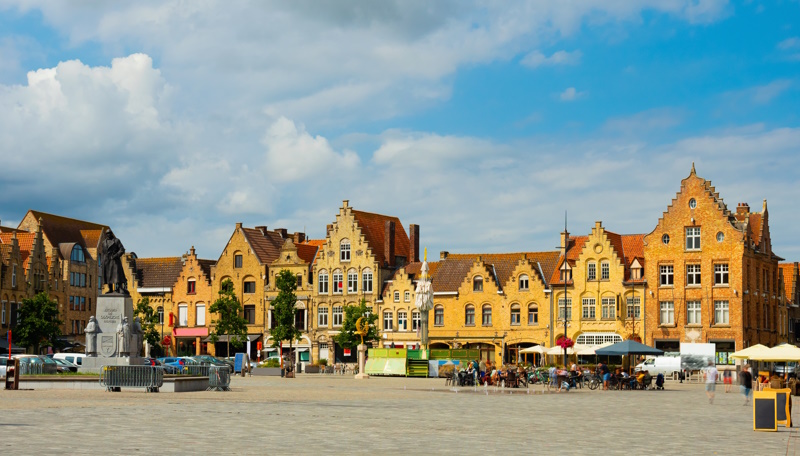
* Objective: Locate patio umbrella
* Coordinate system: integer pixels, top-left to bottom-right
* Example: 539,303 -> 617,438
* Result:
595,340 -> 664,356
519,345 -> 549,354
760,344 -> 800,362
575,342 -> 614,356
730,344 -> 770,360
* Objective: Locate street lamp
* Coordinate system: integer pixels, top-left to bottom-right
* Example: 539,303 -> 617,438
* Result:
563,212 -> 569,368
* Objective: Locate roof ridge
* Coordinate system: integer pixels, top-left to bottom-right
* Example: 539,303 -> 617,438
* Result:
29,210 -> 107,229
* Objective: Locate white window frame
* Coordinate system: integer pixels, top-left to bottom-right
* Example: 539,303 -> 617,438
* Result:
714,263 -> 729,285
394,291 -> 400,302
397,311 -> 407,331
383,311 -> 394,331
660,265 -> 674,286
333,271 -> 343,294
196,304 -> 206,326
626,296 -> 641,319
686,227 -> 701,250
714,300 -> 729,325
510,305 -> 521,325
404,291 -> 410,302
412,311 -> 420,331
434,306 -> 444,326
332,306 -> 343,327
340,240 -> 351,262
347,270 -> 358,293
587,263 -> 596,281
1,301 -> 6,325
318,271 -> 329,294
582,298 -> 596,320
473,276 -> 483,292
687,301 -> 701,325
601,297 -> 616,319
157,306 -> 164,325
318,306 -> 329,327
519,274 -> 529,290
600,262 -> 610,280
687,264 -> 701,286
362,269 -> 373,293
482,305 -> 492,326
660,301 -> 674,325
558,298 -> 572,321
465,305 -> 475,326
178,305 -> 188,327
528,305 -> 538,325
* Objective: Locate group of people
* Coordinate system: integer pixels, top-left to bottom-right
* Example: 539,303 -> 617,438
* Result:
452,360 -> 527,387
595,362 -> 664,391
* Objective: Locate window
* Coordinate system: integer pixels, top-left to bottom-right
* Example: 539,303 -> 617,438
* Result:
362,269 -> 373,293
11,265 -> 16,288
465,305 -> 475,326
558,298 -> 572,321
519,274 -> 529,290
383,311 -> 394,331
473,276 -> 483,292
398,311 -> 407,331
243,305 -> 256,324
686,227 -> 701,250
482,305 -> 492,326
187,279 -> 196,294
80,273 -> 86,287
434,306 -> 444,326
600,262 -> 610,280
511,304 -> 521,325
70,245 -> 85,263
318,271 -> 329,294
714,264 -> 729,285
296,274 -> 302,288
687,264 -> 701,286
1,301 -> 6,325
660,265 -> 674,286
80,297 -> 86,311
69,296 -> 74,311
687,301 -> 701,325
196,304 -> 205,326
602,297 -> 615,319
340,240 -> 351,262
528,304 -> 538,325
716,232 -> 725,242
689,198 -> 697,209
714,301 -> 729,325
394,291 -> 400,302
317,306 -> 328,327
243,281 -> 256,294
295,309 -> 306,330
587,263 -> 596,281
660,301 -> 674,325
347,270 -> 358,293
412,311 -> 420,331
404,291 -> 410,302
157,306 -> 164,324
662,234 -> 670,245
626,296 -> 641,319
332,306 -> 343,326
178,305 -> 188,326
234,254 -> 243,268
333,271 -> 343,294
582,298 -> 596,320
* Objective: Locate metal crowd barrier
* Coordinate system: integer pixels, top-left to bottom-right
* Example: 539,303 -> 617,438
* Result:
182,364 -> 212,377
208,366 -> 231,391
19,363 -> 44,376
100,365 -> 164,392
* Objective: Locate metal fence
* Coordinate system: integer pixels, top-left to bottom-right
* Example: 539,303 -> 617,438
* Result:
100,365 -> 164,392
18,362 -> 44,376
208,366 -> 231,391
181,364 -> 213,376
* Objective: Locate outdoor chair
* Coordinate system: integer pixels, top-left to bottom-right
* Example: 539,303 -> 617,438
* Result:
506,370 -> 517,388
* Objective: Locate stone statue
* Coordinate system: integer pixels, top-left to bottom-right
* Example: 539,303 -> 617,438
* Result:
101,230 -> 128,294
117,317 -> 130,357
131,317 -> 144,357
85,316 -> 99,356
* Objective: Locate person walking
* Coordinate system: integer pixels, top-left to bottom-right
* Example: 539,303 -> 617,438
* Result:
740,365 -> 753,405
723,369 -> 732,393
705,360 -> 719,404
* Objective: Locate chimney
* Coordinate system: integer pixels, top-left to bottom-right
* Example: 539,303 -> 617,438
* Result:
327,224 -> 333,237
409,224 -> 419,263
255,226 -> 268,235
293,232 -> 306,243
275,228 -> 288,238
384,220 -> 395,267
440,251 -> 449,260
235,222 -> 243,230
342,200 -> 349,208
737,203 -> 750,215
560,230 -> 570,256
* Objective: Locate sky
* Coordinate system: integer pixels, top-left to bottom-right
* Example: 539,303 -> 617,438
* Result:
0,1 -> 799,262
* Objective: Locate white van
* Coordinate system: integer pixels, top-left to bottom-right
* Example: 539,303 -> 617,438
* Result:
53,353 -> 87,366
635,356 -> 681,376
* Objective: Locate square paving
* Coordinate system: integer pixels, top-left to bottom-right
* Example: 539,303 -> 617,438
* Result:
1,376 -> 797,455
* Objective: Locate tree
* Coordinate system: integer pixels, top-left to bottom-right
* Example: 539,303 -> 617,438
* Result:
209,278 -> 248,357
271,269 -> 301,373
15,292 -> 63,354
334,298 -> 379,350
135,296 -> 163,357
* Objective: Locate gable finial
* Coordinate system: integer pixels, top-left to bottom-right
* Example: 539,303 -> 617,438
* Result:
690,162 -> 696,176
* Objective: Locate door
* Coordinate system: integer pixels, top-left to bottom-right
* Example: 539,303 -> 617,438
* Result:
319,343 -> 329,363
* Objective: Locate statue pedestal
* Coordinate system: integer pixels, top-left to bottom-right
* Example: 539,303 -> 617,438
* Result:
355,344 -> 369,379
79,294 -> 143,373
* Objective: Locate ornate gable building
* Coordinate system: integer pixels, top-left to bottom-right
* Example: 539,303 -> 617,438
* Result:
380,260 -> 439,350
170,247 -> 215,356
643,165 -> 782,363
310,200 -> 418,364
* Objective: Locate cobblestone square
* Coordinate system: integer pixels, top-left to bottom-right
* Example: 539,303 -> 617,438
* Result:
1,376 -> 797,455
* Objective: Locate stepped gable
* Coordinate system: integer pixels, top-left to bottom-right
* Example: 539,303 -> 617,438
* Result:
131,257 -> 184,289
435,252 -> 558,293
351,209 -> 410,267
381,261 -> 440,297
240,227 -> 285,265
26,210 -> 107,249
0,232 -> 35,269
550,236 -> 588,285
197,259 -> 216,284
604,231 -> 645,282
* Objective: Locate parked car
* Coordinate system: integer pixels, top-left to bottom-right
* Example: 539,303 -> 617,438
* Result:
192,355 -> 234,370
53,353 -> 86,366
52,358 -> 79,373
13,355 -> 58,374
157,357 -> 198,372
143,357 -> 181,374
774,362 -> 797,376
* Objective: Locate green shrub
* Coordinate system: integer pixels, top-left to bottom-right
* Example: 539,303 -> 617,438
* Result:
318,358 -> 328,366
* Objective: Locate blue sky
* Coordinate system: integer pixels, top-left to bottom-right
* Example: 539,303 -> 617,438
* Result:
0,1 -> 798,261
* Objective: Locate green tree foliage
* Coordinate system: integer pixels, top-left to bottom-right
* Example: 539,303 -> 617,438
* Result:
271,269 -> 301,346
134,296 -> 164,357
15,292 -> 63,354
334,298 -> 379,349
209,278 -> 248,355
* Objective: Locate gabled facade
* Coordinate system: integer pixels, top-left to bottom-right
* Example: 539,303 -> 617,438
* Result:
426,251 -> 559,365
550,222 -> 646,349
643,165 -> 782,364
310,200 -> 418,364
170,247 -> 215,356
379,261 -> 439,350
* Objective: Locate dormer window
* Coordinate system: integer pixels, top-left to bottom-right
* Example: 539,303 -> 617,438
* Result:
560,265 -> 572,282
518,274 -> 529,291
340,240 -> 351,262
70,245 -> 86,263
473,276 -> 483,292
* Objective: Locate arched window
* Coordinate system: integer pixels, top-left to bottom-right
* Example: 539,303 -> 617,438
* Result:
473,276 -> 483,292
362,268 -> 373,293
518,274 -> 529,291
511,304 -> 521,325
587,262 -> 597,281
398,311 -> 407,331
347,269 -> 358,293
332,269 -> 343,293
318,270 -> 329,294
318,305 -> 329,327
340,239 -> 351,261
71,245 -> 85,263
465,305 -> 475,326
481,305 -> 492,326
434,305 -> 444,326
528,304 -> 538,325
195,303 -> 205,326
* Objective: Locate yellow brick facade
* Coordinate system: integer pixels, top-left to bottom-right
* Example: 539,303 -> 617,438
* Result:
171,247 -> 214,356
380,267 -> 422,349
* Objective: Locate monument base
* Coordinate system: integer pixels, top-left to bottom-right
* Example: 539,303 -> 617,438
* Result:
80,356 -> 146,374
355,343 -> 369,380
355,373 -> 370,379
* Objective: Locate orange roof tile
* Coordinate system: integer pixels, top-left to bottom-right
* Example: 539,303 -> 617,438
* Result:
351,210 -> 411,267
294,242 -> 319,265
302,239 -> 326,248
132,257 -> 184,289
779,263 -> 798,305
26,210 -> 107,252
0,232 -> 35,269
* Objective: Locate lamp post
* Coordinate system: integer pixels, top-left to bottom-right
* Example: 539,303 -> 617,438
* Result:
563,212 -> 569,368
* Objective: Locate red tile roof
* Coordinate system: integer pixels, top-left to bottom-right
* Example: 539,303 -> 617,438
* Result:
433,252 -> 559,293
779,263 -> 798,305
241,227 -> 285,265
302,239 -> 326,248
551,232 -> 645,284
26,210 -> 107,252
351,210 -> 411,267
295,242 -> 319,265
0,232 -> 35,269
131,257 -> 184,289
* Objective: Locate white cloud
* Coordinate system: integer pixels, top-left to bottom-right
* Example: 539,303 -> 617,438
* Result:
751,80 -> 793,104
559,87 -> 585,101
520,49 -> 582,68
603,108 -> 684,134
777,37 -> 800,61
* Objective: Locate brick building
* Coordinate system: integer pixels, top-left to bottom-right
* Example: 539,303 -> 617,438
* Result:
170,247 -> 215,356
643,165 -> 782,365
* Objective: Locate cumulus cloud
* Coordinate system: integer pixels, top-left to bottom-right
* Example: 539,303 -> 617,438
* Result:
520,50 -> 582,68
559,87 -> 585,101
